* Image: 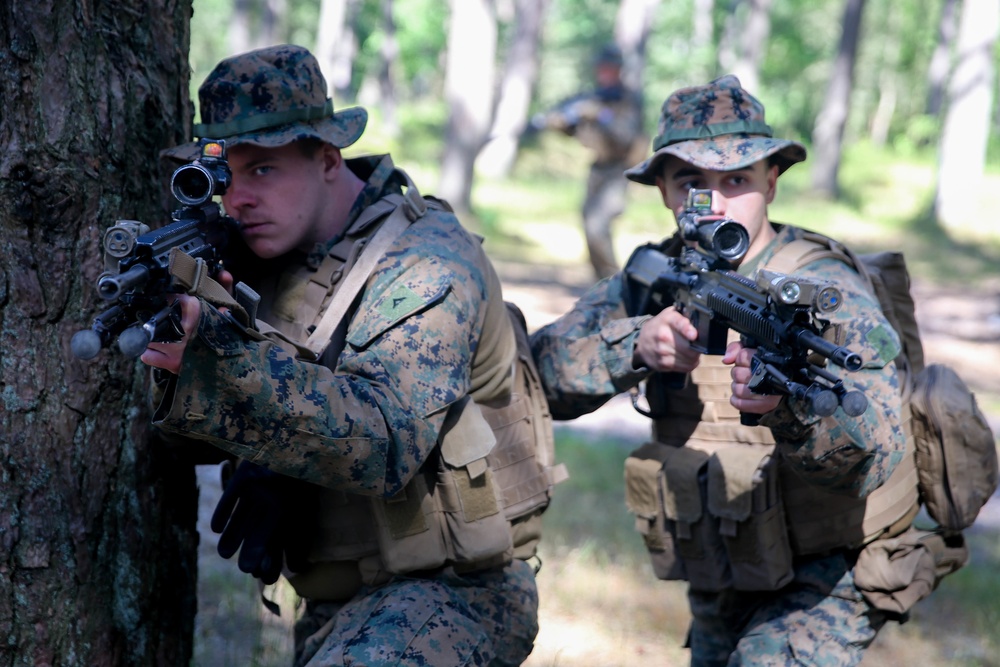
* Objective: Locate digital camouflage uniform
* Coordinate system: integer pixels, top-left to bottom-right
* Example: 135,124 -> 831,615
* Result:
530,76 -> 907,667
533,46 -> 645,280
154,45 -> 539,667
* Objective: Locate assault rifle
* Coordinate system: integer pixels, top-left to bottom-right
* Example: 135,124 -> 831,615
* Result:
72,139 -> 239,360
623,189 -> 869,425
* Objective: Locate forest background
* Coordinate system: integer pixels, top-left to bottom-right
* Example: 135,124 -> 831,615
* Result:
187,0 -> 1000,665
2,0 -> 999,665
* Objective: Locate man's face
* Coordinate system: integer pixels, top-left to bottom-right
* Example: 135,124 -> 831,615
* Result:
221,142 -> 337,259
595,63 -> 621,88
655,155 -> 779,260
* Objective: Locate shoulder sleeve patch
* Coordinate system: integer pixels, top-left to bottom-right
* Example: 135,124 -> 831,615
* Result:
864,323 -> 901,364
347,259 -> 453,349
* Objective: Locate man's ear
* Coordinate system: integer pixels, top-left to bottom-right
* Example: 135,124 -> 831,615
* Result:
321,143 -> 343,180
765,163 -> 779,204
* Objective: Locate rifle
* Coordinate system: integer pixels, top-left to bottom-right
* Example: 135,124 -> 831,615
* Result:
72,138 -> 239,360
623,189 -> 869,425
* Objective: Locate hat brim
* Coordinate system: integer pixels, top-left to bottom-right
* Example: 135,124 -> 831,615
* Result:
624,135 -> 807,185
161,106 -> 368,163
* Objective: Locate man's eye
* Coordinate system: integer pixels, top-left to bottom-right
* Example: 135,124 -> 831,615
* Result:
253,166 -> 273,176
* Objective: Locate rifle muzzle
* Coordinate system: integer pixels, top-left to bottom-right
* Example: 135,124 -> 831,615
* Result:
98,264 -> 150,301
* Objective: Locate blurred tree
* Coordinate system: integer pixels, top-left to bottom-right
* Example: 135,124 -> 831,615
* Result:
718,0 -> 773,94
926,0 -> 960,116
231,0 -> 255,53
440,0 -> 498,213
476,0 -> 552,178
316,0 -> 364,100
691,0 -> 715,82
615,0 -> 662,93
0,1 -> 200,665
810,0 -> 866,198
866,2 -> 901,147
935,0 -> 998,230
375,0 -> 400,136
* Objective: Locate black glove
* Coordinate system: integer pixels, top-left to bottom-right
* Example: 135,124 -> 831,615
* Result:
210,461 -> 312,585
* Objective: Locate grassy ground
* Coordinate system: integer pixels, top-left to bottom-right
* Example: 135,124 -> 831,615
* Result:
191,140 -> 1000,666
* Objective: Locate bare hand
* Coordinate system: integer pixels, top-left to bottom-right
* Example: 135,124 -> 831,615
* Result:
634,307 -> 701,373
139,270 -> 234,375
723,341 -> 782,415
140,294 -> 202,375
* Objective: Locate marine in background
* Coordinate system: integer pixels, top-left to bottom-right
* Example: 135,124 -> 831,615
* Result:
529,44 -> 646,280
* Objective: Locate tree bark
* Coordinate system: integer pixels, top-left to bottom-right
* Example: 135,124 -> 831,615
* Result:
810,0 -> 867,199
475,0 -> 551,179
935,0 -> 999,230
440,0 -> 498,214
0,2 -> 199,665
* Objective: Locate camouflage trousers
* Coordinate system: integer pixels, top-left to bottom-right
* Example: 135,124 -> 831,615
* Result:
686,552 -> 887,667
582,161 -> 629,280
293,559 -> 539,666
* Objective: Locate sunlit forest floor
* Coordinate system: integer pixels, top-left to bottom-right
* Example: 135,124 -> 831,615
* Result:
191,139 -> 1000,666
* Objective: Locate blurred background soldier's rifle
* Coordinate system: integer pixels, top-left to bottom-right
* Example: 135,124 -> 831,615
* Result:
72,139 -> 240,360
623,189 -> 869,425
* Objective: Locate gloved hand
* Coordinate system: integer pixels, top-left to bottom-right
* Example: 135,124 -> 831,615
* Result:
210,460 -> 311,585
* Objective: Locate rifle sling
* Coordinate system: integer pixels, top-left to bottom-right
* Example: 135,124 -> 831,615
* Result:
303,185 -> 426,359
168,248 -> 250,325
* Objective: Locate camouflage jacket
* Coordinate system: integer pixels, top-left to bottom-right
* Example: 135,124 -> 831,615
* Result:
152,154 -> 513,498
530,224 -> 906,497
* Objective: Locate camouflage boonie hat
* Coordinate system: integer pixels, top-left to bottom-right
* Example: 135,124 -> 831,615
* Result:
164,44 -> 367,161
625,75 -> 806,185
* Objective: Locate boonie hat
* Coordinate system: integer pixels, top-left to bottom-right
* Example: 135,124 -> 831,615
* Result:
165,44 -> 367,161
625,75 -> 806,185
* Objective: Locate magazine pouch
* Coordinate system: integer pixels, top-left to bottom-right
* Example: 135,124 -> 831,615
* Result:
707,445 -> 794,591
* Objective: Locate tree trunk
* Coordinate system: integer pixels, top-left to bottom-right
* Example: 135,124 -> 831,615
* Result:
935,0 -> 999,230
475,0 -> 551,179
378,0 -> 401,137
718,0 -> 746,79
926,0 -> 960,116
717,0 -> 772,93
261,0 -> 289,47
810,0 -> 867,199
231,0 -> 255,55
440,0 -> 498,214
0,2 -> 199,666
614,0 -> 662,94
692,0 -> 716,82
316,0 -> 363,100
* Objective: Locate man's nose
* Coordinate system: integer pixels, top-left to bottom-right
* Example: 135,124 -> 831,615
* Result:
710,190 -> 726,215
222,179 -> 255,213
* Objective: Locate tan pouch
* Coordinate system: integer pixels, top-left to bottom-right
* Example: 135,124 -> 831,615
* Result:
666,456 -> 731,592
708,445 -> 794,591
911,364 -> 998,533
855,527 -> 968,615
624,443 -> 685,581
438,396 -> 514,566
370,471 -> 448,574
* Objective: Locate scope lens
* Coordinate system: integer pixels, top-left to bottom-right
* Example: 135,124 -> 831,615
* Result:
701,220 -> 750,263
171,164 -> 213,206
